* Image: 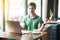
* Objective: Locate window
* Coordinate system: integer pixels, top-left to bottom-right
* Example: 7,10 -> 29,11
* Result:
0,0 -> 3,31
6,0 -> 26,21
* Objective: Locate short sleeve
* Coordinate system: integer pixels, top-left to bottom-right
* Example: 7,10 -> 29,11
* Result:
21,16 -> 26,23
20,16 -> 26,26
39,17 -> 43,24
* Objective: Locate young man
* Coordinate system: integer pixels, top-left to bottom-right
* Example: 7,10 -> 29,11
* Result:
21,2 -> 43,31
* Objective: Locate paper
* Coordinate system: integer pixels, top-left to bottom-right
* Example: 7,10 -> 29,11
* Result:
21,29 -> 40,34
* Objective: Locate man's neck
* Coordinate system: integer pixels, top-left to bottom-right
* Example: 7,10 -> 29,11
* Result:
29,13 -> 36,18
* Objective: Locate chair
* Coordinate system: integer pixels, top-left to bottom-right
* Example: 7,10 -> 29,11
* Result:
57,24 -> 60,40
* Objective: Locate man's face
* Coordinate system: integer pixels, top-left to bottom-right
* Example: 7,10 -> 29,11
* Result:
28,5 -> 36,14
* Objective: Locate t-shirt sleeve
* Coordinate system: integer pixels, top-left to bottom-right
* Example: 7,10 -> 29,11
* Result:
20,16 -> 26,26
21,16 -> 26,23
39,17 -> 43,24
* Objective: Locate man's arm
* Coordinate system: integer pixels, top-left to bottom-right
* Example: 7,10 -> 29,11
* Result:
38,23 -> 44,31
20,16 -> 26,30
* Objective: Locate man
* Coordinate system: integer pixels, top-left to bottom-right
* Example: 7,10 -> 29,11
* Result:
20,2 -> 43,31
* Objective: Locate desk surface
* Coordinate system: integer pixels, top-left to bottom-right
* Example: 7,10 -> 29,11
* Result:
0,32 -> 47,40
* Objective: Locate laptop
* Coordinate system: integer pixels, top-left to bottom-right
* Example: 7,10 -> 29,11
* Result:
6,21 -> 22,34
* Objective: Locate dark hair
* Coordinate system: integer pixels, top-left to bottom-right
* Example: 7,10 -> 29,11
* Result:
29,2 -> 36,9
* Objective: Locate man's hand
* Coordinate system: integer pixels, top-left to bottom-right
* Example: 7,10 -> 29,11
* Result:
20,23 -> 25,30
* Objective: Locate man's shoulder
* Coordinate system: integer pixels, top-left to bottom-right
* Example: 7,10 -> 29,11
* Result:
26,15 -> 29,17
23,15 -> 29,19
35,15 -> 42,22
24,15 -> 29,18
36,15 -> 42,19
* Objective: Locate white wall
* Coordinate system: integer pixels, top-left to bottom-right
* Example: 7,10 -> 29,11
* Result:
57,0 -> 60,22
42,0 -> 48,21
58,0 -> 60,18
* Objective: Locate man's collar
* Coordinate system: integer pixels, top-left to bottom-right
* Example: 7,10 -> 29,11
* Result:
28,14 -> 37,19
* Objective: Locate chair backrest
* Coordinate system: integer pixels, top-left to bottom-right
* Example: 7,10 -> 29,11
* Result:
57,24 -> 60,40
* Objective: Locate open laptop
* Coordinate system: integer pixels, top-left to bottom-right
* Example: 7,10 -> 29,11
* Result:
6,21 -> 40,34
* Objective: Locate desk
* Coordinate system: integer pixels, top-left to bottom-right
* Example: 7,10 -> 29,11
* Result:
0,32 -> 47,40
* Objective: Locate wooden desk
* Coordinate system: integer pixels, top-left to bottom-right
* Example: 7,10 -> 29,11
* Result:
0,32 -> 47,40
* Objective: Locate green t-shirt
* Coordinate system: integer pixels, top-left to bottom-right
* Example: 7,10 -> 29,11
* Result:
22,15 -> 42,31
